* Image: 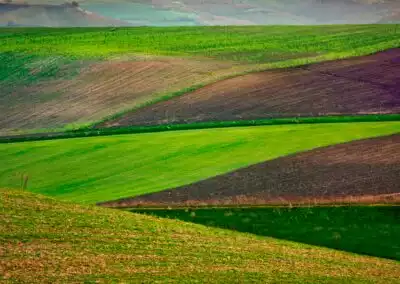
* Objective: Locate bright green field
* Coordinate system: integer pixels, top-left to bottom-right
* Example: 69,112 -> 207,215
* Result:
2,25 -> 398,88
0,122 -> 399,204
1,189 -> 400,283
1,25 -> 399,61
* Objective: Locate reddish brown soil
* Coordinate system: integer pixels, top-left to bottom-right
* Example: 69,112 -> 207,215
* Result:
99,134 -> 400,207
104,49 -> 400,127
0,57 -> 237,134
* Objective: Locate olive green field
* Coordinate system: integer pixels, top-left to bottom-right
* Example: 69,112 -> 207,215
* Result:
1,189 -> 400,283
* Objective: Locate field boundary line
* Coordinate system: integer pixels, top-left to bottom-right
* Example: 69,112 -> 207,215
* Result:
1,114 -> 399,144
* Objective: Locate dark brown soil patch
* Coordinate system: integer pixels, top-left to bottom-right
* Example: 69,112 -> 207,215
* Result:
104,49 -> 400,127
99,134 -> 400,207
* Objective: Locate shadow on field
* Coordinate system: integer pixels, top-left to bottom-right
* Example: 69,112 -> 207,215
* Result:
131,206 -> 400,261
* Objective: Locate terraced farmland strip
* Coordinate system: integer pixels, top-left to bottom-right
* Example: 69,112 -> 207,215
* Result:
107,134 -> 400,207
0,57 -> 239,134
2,114 -> 400,144
1,25 -> 399,133
2,25 -> 399,60
104,48 -> 400,127
0,122 -> 399,204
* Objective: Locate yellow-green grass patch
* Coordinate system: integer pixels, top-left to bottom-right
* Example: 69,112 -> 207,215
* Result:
1,189 -> 400,283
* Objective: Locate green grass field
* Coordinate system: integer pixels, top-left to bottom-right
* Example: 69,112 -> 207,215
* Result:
1,189 -> 400,283
2,114 -> 399,144
1,25 -> 399,88
133,206 -> 400,261
1,25 -> 399,61
0,122 -> 399,204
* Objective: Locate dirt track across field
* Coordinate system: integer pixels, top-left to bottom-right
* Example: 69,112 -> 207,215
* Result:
99,134 -> 400,207
103,49 -> 400,127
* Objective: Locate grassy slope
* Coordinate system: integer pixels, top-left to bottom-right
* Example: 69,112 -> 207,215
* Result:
2,25 -> 399,61
134,206 -> 400,261
1,189 -> 400,283
108,133 -> 400,208
0,122 -> 399,204
0,25 -> 399,133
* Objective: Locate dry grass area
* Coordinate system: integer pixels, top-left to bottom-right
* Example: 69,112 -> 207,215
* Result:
106,48 -> 400,127
0,56 -> 242,134
1,189 -> 400,283
99,134 -> 400,208
103,193 -> 400,208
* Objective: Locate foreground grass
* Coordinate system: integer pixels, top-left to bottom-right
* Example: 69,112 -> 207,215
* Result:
1,189 -> 400,283
133,206 -> 400,261
0,122 -> 399,204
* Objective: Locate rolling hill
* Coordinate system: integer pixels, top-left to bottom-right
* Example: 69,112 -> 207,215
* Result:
1,6 -> 400,283
1,0 -> 399,27
15,0 -> 400,26
1,189 -> 400,283
103,134 -> 400,207
0,122 -> 399,204
156,0 -> 400,25
1,25 -> 399,135
101,48 -> 400,127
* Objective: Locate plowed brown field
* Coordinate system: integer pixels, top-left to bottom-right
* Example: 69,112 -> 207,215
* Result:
104,49 -> 400,127
99,134 -> 400,207
0,57 -> 238,133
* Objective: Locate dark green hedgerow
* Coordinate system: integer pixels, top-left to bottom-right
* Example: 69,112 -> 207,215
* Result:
1,114 -> 399,144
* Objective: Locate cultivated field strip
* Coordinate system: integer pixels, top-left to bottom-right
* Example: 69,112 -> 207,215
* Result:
0,57 -> 239,133
1,122 -> 399,204
1,25 -> 399,133
103,134 -> 400,207
104,49 -> 400,127
133,205 -> 400,261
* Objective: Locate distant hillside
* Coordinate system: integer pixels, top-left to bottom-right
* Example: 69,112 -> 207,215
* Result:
143,0 -> 400,25
0,2 -> 132,27
2,0 -> 399,26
